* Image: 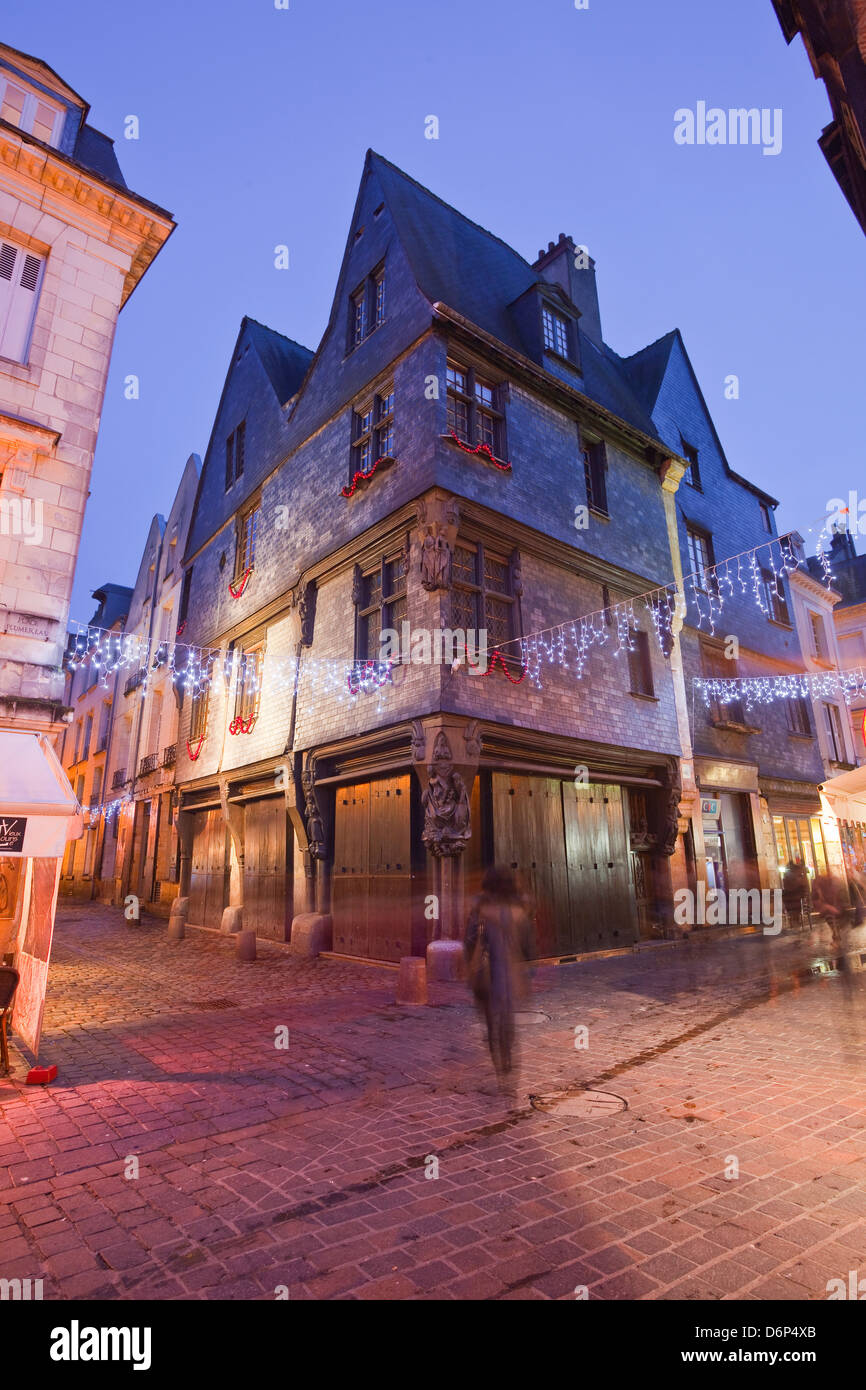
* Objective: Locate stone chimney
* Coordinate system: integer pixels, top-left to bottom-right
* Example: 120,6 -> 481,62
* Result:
532,232 -> 603,347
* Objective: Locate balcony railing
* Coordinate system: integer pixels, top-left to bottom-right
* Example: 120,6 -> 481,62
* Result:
139,752 -> 159,777
162,743 -> 176,768
124,668 -> 147,698
111,769 -> 126,790
96,733 -> 109,753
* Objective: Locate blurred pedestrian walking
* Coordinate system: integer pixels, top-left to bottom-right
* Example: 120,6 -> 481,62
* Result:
464,866 -> 535,1093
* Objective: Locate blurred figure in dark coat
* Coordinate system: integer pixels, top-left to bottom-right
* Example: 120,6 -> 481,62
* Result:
782,859 -> 809,930
464,866 -> 535,1091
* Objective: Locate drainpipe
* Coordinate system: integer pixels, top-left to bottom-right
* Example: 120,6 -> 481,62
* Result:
95,626 -> 126,897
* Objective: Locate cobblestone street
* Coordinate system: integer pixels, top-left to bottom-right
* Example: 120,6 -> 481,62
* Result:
2,904 -> 866,1302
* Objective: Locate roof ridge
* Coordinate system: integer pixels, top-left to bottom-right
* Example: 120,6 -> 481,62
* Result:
622,328 -> 679,362
243,316 -> 313,356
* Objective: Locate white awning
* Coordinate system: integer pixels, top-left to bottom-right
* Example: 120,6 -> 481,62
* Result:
0,731 -> 82,857
821,765 -> 866,797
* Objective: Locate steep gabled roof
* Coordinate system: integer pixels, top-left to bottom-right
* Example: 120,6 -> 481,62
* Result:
366,151 -> 661,439
245,317 -> 313,405
618,331 -> 679,418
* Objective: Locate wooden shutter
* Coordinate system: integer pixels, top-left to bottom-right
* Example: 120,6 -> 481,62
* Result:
0,242 -> 44,363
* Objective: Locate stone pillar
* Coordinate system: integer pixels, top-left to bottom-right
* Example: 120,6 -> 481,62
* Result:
410,716 -> 481,948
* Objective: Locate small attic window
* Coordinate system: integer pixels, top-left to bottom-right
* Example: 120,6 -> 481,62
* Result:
0,72 -> 64,147
373,203 -> 384,218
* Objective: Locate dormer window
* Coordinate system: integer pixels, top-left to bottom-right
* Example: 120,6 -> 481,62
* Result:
542,306 -> 569,358
0,72 -> 64,147
348,262 -> 386,351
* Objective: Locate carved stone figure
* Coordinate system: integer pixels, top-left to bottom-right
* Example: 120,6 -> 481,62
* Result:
301,760 -> 326,860
658,764 -> 682,857
464,719 -> 481,760
420,527 -> 452,591
421,759 -> 471,858
411,719 -> 426,762
297,581 -> 317,647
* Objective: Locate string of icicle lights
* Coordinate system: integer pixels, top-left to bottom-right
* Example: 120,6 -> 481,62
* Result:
694,667 -> 866,713
65,520 -> 837,703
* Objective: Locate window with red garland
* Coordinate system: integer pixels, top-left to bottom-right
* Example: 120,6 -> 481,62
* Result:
236,502 -> 259,577
451,539 -> 520,660
351,385 -> 395,482
446,361 -> 505,457
234,644 -> 264,724
189,655 -> 214,742
354,548 -> 407,661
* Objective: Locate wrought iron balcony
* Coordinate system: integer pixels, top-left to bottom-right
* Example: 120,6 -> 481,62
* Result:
162,743 -> 176,768
124,668 -> 147,698
111,769 -> 126,790
139,752 -> 159,777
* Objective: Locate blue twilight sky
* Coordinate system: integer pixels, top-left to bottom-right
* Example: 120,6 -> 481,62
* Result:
6,0 -> 864,621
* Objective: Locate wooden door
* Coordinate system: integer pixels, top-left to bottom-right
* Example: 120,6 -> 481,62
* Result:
564,783 -> 637,951
492,772 -> 568,958
189,809 -> 227,927
332,776 -> 412,961
332,781 -> 370,957
244,798 -> 291,940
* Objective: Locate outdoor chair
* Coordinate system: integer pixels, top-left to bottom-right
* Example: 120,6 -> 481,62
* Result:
0,966 -> 19,1075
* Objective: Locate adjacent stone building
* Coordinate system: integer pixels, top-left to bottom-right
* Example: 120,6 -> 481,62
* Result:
166,152 -> 823,962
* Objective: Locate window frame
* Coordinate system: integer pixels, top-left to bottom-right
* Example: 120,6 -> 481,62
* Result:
824,701 -> 847,763
701,643 -> 746,726
450,538 -> 521,666
0,74 -> 64,146
785,695 -> 812,737
445,359 -> 506,458
681,442 -> 701,490
809,609 -> 829,662
188,655 -> 214,743
581,435 -> 609,516
354,546 -> 408,662
347,261 -> 386,352
236,501 -> 260,578
234,642 -> 265,724
761,567 -> 791,625
541,304 -> 570,360
627,628 -> 655,698
351,384 -> 395,481
225,420 -> 246,491
686,525 -> 716,594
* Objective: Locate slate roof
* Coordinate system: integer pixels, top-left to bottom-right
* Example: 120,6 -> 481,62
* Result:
72,125 -> 127,188
89,583 -> 133,629
367,152 -> 661,440
245,317 -> 314,405
807,542 -> 866,607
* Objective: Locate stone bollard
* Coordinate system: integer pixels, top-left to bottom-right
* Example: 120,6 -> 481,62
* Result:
167,896 -> 188,941
426,938 -> 465,982
289,913 -> 332,957
396,956 -> 428,1006
220,905 -> 243,935
236,929 -> 256,962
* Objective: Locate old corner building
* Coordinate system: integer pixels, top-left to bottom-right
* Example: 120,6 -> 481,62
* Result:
156,150 -> 825,967
0,42 -> 173,1048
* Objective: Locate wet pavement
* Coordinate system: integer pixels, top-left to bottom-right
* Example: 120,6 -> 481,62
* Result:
1,903 -> 865,1300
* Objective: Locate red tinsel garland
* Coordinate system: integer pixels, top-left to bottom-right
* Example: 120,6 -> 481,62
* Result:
342,455 -> 392,499
463,644 -> 528,683
447,429 -> 512,472
186,736 -> 205,761
229,568 -> 252,598
228,714 -> 256,735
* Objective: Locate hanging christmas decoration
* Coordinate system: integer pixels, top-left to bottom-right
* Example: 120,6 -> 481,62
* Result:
228,567 -> 252,598
694,668 -> 866,713
186,737 -> 205,761
228,714 -> 256,735
341,455 -> 395,498
446,429 -> 512,472
346,659 -> 393,695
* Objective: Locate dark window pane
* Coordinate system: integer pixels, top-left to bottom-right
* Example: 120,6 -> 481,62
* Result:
453,546 -> 477,585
